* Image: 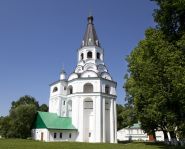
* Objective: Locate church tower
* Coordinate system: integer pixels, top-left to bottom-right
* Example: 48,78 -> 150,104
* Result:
48,16 -> 117,143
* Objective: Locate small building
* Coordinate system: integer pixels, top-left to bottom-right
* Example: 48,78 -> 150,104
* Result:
117,123 -> 164,141
32,112 -> 77,141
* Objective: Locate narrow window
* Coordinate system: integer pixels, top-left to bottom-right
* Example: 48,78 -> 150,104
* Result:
70,88 -> 73,94
68,86 -> 73,95
105,85 -> 110,94
54,133 -> 57,138
53,87 -> 58,92
81,53 -> 84,60
60,133 -> 62,138
89,133 -> 91,137
97,52 -> 100,59
69,133 -> 72,138
64,86 -> 66,90
63,101 -> 65,105
87,51 -> 92,58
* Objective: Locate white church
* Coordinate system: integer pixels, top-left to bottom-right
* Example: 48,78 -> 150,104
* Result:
32,16 -> 117,143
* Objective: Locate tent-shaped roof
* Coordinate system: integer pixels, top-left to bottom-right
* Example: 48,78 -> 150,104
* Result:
32,111 -> 76,130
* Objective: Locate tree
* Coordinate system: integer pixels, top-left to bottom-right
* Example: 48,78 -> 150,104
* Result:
11,95 -> 39,110
152,0 -> 185,41
117,104 -> 137,130
9,104 -> 37,138
0,95 -> 41,138
125,28 -> 185,142
39,104 -> 48,112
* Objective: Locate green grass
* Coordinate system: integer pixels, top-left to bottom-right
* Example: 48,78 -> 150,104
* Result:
0,139 -> 184,149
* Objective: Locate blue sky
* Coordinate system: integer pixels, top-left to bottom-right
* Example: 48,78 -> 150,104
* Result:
0,0 -> 156,116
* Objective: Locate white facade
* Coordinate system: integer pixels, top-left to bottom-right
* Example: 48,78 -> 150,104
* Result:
33,16 -> 117,143
32,129 -> 77,142
117,127 -> 165,142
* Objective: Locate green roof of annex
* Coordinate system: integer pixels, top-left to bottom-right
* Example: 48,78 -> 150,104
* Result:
32,111 -> 77,130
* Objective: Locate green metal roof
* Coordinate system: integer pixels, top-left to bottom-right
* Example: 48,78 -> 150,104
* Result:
32,111 -> 77,130
126,123 -> 141,129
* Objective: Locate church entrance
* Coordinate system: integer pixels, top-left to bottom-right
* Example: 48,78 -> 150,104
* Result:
83,98 -> 94,142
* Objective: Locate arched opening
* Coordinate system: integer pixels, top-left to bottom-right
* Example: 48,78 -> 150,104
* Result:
97,52 -> 100,59
81,53 -> 84,60
83,83 -> 93,93
105,85 -> 110,94
67,86 -> 73,94
53,87 -> 58,92
83,98 -> 94,142
87,51 -> 92,58
67,100 -> 72,117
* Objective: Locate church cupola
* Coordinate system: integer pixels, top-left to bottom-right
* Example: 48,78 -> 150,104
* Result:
82,16 -> 100,47
60,69 -> 66,80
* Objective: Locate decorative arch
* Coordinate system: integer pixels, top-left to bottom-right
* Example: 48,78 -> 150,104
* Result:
87,51 -> 92,58
83,83 -> 93,93
67,85 -> 73,94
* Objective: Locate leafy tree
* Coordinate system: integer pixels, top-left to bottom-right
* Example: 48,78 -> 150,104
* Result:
117,104 -> 137,130
152,0 -> 185,41
39,104 -> 48,112
0,116 -> 11,138
1,95 -> 41,138
9,104 -> 37,138
11,95 -> 39,110
125,28 -> 185,142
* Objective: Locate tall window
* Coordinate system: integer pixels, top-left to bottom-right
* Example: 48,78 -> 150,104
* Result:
105,85 -> 110,94
87,51 -> 92,58
97,52 -> 100,59
60,133 -> 62,138
68,86 -> 73,94
69,133 -> 72,138
81,53 -> 84,60
54,133 -> 57,138
83,83 -> 93,93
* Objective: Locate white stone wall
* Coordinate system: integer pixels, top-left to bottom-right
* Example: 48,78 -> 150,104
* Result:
117,128 -> 164,142
32,129 -> 49,142
32,129 -> 78,142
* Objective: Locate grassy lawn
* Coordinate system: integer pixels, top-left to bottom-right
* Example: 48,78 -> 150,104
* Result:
0,139 -> 184,149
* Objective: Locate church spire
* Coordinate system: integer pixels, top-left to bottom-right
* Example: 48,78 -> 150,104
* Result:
81,16 -> 101,47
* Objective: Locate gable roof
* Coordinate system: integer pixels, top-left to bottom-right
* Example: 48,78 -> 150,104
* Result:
32,111 -> 77,130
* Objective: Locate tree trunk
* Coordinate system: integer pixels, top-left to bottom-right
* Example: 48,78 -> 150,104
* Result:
163,130 -> 169,144
169,131 -> 178,145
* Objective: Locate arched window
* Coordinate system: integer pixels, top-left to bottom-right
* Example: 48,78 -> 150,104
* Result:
53,87 -> 58,92
97,52 -> 100,59
87,51 -> 92,58
105,85 -> 110,94
68,86 -> 73,94
81,53 -> 84,60
83,83 -> 93,93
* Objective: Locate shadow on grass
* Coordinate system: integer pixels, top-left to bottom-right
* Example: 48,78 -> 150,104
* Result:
144,142 -> 184,149
118,141 -> 184,149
